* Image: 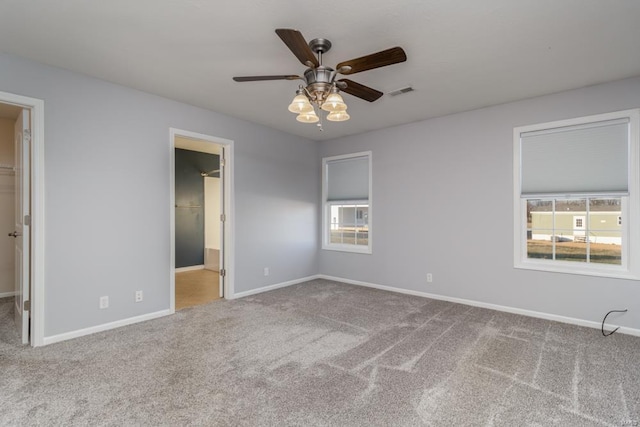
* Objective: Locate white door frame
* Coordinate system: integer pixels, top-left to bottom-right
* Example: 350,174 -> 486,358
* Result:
169,128 -> 234,312
0,90 -> 45,347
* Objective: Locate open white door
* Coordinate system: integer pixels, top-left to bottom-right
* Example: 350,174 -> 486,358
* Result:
204,173 -> 223,297
13,108 -> 30,344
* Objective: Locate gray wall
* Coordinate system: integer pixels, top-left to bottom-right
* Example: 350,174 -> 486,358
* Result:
0,53 -> 319,337
3,49 -> 638,338
319,76 -> 640,330
174,149 -> 218,268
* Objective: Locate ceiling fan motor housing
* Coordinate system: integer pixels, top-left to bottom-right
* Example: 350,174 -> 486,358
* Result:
304,66 -> 333,103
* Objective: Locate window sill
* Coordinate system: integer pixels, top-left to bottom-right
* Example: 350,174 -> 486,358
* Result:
322,244 -> 372,255
514,259 -> 639,280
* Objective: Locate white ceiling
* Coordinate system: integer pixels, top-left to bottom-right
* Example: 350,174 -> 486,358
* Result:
1,0 -> 639,141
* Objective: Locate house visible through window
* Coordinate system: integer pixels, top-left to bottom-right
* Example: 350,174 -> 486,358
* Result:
527,197 -> 622,264
322,152 -> 372,253
514,109 -> 640,279
329,204 -> 368,246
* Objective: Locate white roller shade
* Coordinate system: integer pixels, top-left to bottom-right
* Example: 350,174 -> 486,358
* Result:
326,156 -> 369,201
520,118 -> 629,195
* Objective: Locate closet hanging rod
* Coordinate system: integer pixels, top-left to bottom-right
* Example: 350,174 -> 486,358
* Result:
201,169 -> 220,177
175,205 -> 202,208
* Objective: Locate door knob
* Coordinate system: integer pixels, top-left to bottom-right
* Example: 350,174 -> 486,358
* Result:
8,231 -> 21,238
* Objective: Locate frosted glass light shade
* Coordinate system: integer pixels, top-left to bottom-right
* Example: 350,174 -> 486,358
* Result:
288,94 -> 313,114
296,111 -> 319,123
321,92 -> 347,112
327,110 -> 350,122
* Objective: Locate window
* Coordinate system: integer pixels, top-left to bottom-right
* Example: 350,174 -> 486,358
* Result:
527,197 -> 621,264
514,109 -> 640,279
322,152 -> 372,253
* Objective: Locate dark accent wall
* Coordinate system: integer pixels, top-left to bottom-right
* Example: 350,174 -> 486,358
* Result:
175,148 -> 219,268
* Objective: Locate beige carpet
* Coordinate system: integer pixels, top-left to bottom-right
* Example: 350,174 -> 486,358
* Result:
175,268 -> 220,310
1,280 -> 639,426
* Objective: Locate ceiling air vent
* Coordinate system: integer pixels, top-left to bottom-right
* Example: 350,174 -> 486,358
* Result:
388,86 -> 414,97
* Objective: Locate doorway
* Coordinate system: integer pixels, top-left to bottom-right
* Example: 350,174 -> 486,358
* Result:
573,215 -> 586,238
0,91 -> 45,347
0,104 -> 22,302
170,129 -> 234,312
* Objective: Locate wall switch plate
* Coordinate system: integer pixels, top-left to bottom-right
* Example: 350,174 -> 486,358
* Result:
427,273 -> 433,283
135,290 -> 143,303
99,296 -> 109,309
264,267 -> 269,276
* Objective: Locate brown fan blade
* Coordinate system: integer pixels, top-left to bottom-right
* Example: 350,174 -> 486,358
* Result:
233,75 -> 301,82
338,79 -> 384,102
275,29 -> 319,67
336,47 -> 407,75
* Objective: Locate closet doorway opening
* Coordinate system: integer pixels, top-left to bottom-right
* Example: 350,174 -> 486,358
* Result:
170,129 -> 234,312
0,91 -> 45,347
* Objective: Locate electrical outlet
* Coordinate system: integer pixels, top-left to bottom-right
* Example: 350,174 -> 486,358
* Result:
427,273 -> 433,283
135,290 -> 143,303
99,296 -> 109,309
264,267 -> 270,276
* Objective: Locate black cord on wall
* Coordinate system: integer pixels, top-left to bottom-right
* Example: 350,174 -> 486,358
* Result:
601,309 -> 628,336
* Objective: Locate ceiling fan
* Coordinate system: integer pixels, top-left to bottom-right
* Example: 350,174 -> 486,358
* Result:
233,28 -> 407,125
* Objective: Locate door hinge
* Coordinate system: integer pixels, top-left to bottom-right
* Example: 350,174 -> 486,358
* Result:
219,269 -> 226,277
220,158 -> 226,167
23,300 -> 30,311
220,214 -> 226,222
24,214 -> 30,226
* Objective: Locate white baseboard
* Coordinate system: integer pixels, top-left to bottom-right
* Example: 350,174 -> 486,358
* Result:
318,275 -> 640,338
39,274 -> 639,346
0,291 -> 16,298
175,265 -> 205,273
42,309 -> 173,346
231,275 -> 321,299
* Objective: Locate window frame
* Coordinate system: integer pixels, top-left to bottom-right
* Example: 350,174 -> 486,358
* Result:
322,151 -> 372,254
513,109 -> 640,280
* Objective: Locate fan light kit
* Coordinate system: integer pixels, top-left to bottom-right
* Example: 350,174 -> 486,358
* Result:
233,29 -> 407,127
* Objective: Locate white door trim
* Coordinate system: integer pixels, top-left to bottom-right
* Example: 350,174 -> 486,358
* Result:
169,128 -> 235,312
0,90 -> 45,347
